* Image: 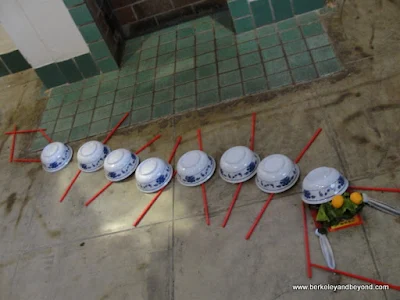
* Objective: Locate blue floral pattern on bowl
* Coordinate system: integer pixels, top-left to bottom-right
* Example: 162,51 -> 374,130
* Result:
106,153 -> 138,181
302,175 -> 349,204
178,156 -> 215,186
256,165 -> 298,192
137,165 -> 173,192
45,146 -> 72,172
220,154 -> 259,183
79,146 -> 111,172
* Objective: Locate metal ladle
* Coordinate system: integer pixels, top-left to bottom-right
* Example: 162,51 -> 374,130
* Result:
362,193 -> 400,216
315,228 -> 335,269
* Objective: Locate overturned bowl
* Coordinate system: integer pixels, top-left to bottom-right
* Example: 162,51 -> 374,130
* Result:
177,150 -> 216,187
77,141 -> 111,173
301,167 -> 349,204
135,157 -> 173,193
219,146 -> 260,184
104,148 -> 139,182
41,142 -> 73,173
256,154 -> 300,193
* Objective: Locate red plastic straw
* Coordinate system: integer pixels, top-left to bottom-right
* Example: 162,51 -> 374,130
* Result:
221,183 -> 243,227
245,128 -> 323,240
135,134 -> 161,155
39,129 -> 53,143
311,263 -> 400,290
5,128 -> 46,135
9,125 -> 16,162
102,112 -> 129,144
197,129 -> 210,226
13,158 -> 41,163
60,170 -> 82,203
250,112 -> 256,151
85,181 -> 113,207
349,186 -> 400,193
302,203 -> 312,278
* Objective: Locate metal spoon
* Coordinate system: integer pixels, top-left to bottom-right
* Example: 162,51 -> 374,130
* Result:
362,193 -> 400,216
315,228 -> 336,269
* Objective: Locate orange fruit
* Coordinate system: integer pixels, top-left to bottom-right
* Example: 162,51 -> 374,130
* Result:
331,195 -> 344,208
350,192 -> 363,205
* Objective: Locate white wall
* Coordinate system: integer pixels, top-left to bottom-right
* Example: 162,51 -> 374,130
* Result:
0,0 -> 89,68
0,23 -> 17,55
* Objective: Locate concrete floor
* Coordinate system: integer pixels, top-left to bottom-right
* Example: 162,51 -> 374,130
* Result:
1,1 -> 400,299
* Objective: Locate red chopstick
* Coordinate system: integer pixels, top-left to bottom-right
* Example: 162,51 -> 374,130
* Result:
349,186 -> 400,193
9,125 -> 17,162
221,113 -> 257,227
245,128 -> 323,240
311,263 -> 400,290
302,203 -> 312,278
5,128 -> 47,135
133,136 -> 182,227
102,112 -> 129,144
85,181 -> 113,206
197,129 -> 210,226
135,134 -> 161,155
13,158 -> 41,163
40,129 -> 53,143
60,170 -> 82,203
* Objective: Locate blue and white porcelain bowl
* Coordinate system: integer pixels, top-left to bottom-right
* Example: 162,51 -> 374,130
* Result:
104,148 -> 139,182
256,154 -> 300,193
219,146 -> 260,184
301,167 -> 349,204
77,141 -> 111,173
41,142 -> 73,173
176,150 -> 216,187
135,157 -> 173,193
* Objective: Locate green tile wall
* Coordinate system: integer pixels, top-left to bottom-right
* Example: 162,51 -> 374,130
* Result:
0,50 -> 31,78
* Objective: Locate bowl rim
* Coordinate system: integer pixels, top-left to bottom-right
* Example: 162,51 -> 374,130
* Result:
219,153 -> 260,183
104,148 -> 135,173
42,145 -> 73,173
41,142 -> 68,164
256,164 -> 300,193
105,154 -> 140,182
78,145 -> 111,173
77,141 -> 106,163
136,164 -> 173,193
177,150 -> 209,177
256,154 -> 295,182
301,179 -> 349,204
220,146 -> 255,173
177,156 -> 216,187
135,157 -> 169,184
302,167 -> 341,191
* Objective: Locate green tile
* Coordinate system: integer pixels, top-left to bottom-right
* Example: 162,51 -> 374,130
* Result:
241,64 -> 264,81
236,31 -> 256,44
78,97 -> 96,112
218,57 -> 239,73
59,103 -> 78,118
36,64 -> 67,88
52,129 -> 70,143
176,58 -> 194,72
197,76 -> 218,93
197,89 -> 219,107
271,0 -> 293,21
293,0 -> 325,14
96,92 -> 115,107
160,32 -> 176,44
262,46 -> 284,61
93,104 -> 112,121
177,37 -> 195,50
30,136 -> 49,151
277,18 -> 297,31
0,59 -> 9,77
109,113 -> 130,130
306,34 -> 330,49
66,81 -> 85,91
292,65 -> 318,83
177,47 -> 195,61
156,63 -> 175,78
112,99 -> 132,116
265,58 -> 288,75
55,116 -> 74,132
123,53 -> 140,67
63,0 -> 84,8
118,74 -> 136,89
73,110 -> 92,127
138,57 -> 156,72
141,47 -> 158,61
217,46 -> 237,61
174,96 -> 196,113
219,70 -> 241,87
316,58 -> 342,76
99,79 -> 118,94
75,54 -> 100,78
196,31 -> 214,44
215,27 -> 234,39
41,108 -> 60,123
237,40 -> 258,55
244,76 -> 268,94
268,71 -> 293,89
137,69 -> 155,83
131,107 -> 151,124
175,69 -> 195,85
228,0 -> 251,18
158,42 -> 176,55
81,85 -> 99,99
259,34 -> 280,49
221,83 -> 243,100
178,28 -> 195,39
155,75 -> 174,91
79,23 -> 101,43
197,52 -> 215,67
57,59 -> 83,83
115,87 -> 134,102
89,118 -> 110,135
288,52 -> 312,68
196,64 -> 217,79
135,81 -> 154,96
280,28 -> 302,43
89,40 -> 111,60
154,87 -> 174,104
152,102 -> 173,119
178,22 -> 194,30
250,0 -> 273,27
1,50 -> 30,73
239,52 -> 261,68
297,12 -> 319,25
157,53 -> 175,66
216,35 -> 236,49
302,22 -> 324,37
284,40 -> 307,55
142,36 -> 159,49
175,82 -> 195,99
97,57 -> 119,73
196,22 -> 213,33
125,38 -> 142,54
70,124 -> 90,141
46,95 -> 64,109
39,121 -> 56,135
133,93 -> 153,109
257,25 -> 276,38
233,16 -> 255,34
64,90 -> 81,104
69,4 -> 92,25
196,42 -> 215,55
311,46 -> 336,63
